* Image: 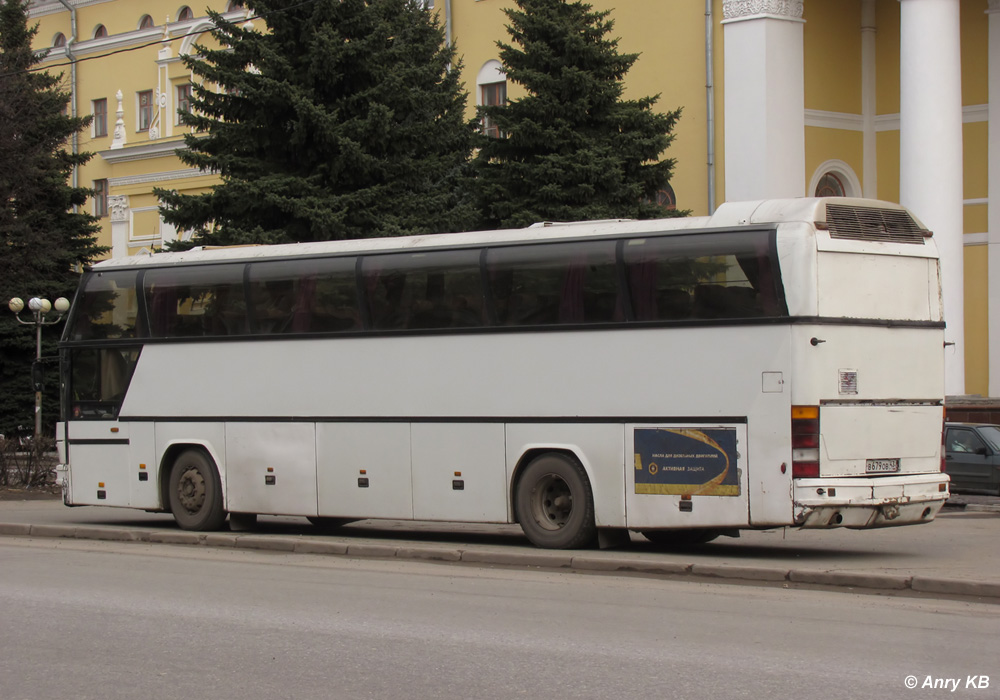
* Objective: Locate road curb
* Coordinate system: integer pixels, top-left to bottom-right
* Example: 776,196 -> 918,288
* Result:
2,521 -> 997,602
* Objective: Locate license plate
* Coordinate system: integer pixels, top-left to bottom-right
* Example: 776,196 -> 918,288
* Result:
866,458 -> 900,473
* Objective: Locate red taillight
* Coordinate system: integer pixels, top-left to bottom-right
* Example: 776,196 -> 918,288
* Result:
792,405 -> 820,478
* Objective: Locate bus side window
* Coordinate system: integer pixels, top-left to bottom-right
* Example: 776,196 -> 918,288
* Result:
362,250 -> 484,332
625,232 -> 784,322
486,241 -> 618,326
69,347 -> 140,419
248,258 -> 361,335
144,265 -> 247,338
67,270 -> 140,340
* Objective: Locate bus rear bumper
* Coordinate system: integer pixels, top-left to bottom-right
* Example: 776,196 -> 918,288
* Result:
793,474 -> 949,529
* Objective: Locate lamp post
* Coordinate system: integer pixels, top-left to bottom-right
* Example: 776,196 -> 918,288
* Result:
8,296 -> 70,443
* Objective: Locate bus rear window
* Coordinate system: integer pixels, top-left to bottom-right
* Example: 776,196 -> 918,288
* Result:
66,270 -> 140,341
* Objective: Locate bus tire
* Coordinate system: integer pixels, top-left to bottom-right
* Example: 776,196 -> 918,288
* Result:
515,453 -> 597,549
641,528 -> 720,547
168,449 -> 227,531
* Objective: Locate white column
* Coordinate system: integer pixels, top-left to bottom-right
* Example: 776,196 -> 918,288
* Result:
722,0 -> 805,202
899,0 -> 965,395
989,1 -> 1000,396
861,0 -> 877,199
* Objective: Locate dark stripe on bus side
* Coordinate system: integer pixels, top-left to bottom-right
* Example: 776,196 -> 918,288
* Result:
59,315 -> 945,350
67,438 -> 131,445
105,415 -> 750,425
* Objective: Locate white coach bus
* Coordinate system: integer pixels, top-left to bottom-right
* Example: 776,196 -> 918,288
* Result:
55,198 -> 949,548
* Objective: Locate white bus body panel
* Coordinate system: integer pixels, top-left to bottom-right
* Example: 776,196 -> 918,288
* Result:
316,423 -> 413,519
411,423 -> 507,522
225,422 -> 317,516
64,421 -> 131,507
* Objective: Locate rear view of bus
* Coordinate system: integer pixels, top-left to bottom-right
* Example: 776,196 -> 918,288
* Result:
763,198 -> 948,528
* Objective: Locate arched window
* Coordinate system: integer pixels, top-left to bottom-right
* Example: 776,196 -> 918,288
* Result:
809,160 -> 861,199
93,25 -> 107,39
139,15 -> 155,30
53,33 -> 66,47
177,6 -> 193,21
815,172 -> 846,198
653,185 -> 677,210
477,60 -> 507,138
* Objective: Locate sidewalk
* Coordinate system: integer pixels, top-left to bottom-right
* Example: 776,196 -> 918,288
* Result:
1,497 -> 998,602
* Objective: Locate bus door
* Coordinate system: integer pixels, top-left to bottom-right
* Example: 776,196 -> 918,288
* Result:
64,346 -> 142,507
625,423 -> 750,529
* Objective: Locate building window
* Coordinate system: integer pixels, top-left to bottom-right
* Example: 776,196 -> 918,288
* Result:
139,15 -> 154,30
93,98 -> 107,137
176,84 -> 193,121
177,6 -> 193,21
93,25 -> 107,39
815,172 -> 846,198
653,185 -> 676,210
138,90 -> 154,131
481,82 -> 506,138
53,33 -> 66,48
94,179 -> 108,218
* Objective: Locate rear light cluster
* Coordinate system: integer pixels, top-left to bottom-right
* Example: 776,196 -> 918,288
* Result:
791,405 -> 820,478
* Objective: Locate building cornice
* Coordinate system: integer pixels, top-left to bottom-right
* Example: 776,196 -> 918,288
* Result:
99,138 -> 190,164
109,168 -> 210,188
988,0 -> 1000,15
722,0 -> 804,22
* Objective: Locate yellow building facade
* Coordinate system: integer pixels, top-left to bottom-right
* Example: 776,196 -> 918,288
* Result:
29,0 -> 996,397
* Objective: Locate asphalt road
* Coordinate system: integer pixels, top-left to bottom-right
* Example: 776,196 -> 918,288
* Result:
1,537 -> 997,700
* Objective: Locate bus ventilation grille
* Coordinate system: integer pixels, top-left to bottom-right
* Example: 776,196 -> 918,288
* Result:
824,203 -> 929,244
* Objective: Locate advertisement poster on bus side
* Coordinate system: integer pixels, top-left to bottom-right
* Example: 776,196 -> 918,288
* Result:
633,428 -> 740,496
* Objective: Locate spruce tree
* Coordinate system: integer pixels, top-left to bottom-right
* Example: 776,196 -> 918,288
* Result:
157,0 -> 478,246
473,0 -> 684,229
0,0 -> 105,437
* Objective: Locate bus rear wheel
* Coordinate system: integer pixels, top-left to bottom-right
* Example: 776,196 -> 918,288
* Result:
515,453 -> 596,549
168,449 -> 226,531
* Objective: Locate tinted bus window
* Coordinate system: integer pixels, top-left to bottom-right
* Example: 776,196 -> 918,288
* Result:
486,241 -> 620,326
623,232 -> 784,322
68,346 -> 140,419
67,270 -> 140,340
144,264 -> 248,337
248,257 -> 361,334
362,250 -> 484,331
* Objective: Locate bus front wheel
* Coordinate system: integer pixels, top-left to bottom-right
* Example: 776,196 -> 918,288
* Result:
168,449 -> 226,531
515,453 -> 597,549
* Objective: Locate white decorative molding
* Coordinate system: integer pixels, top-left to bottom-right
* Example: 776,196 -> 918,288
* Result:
109,168 -> 205,188
964,233 -> 988,246
805,109 -> 863,131
988,0 -> 1000,14
722,0 -> 804,21
873,104 -> 987,132
108,194 -> 129,222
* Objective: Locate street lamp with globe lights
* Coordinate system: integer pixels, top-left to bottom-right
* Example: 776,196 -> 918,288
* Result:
8,296 -> 71,442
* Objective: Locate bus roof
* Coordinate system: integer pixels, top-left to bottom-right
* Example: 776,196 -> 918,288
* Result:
92,197 -> 915,270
